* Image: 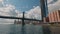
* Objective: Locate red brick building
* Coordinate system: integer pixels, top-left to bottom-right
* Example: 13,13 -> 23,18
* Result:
43,17 -> 49,23
48,10 -> 60,23
44,10 -> 60,23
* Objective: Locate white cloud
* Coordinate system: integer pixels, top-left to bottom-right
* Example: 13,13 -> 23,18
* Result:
0,0 -> 3,2
0,0 -> 24,24
25,6 -> 41,20
48,0 -> 60,12
0,4 -> 15,16
0,4 -> 23,17
15,10 -> 22,17
26,0 -> 60,20
47,0 -> 53,4
0,4 -> 22,24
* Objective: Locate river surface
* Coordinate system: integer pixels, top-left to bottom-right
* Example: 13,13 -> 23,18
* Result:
0,24 -> 43,34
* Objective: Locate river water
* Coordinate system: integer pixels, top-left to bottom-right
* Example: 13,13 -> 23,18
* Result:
0,24 -> 43,34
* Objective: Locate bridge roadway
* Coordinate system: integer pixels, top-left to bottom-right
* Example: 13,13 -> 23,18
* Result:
0,15 -> 42,26
0,12 -> 42,26
0,16 -> 41,21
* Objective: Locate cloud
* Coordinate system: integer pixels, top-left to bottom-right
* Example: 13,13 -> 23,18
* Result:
0,0 -> 3,2
0,4 -> 22,24
25,6 -> 41,20
0,0 -> 23,24
26,0 -> 60,20
48,0 -> 58,4
15,10 -> 22,17
47,0 -> 53,4
48,0 -> 60,12
0,4 -> 15,16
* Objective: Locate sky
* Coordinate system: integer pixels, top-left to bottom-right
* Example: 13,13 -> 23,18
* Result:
0,0 -> 60,24
4,0 -> 40,11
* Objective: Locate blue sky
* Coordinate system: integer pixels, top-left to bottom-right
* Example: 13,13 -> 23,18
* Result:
5,0 -> 40,12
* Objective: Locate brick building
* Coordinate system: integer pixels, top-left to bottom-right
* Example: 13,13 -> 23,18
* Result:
48,10 -> 60,23
44,10 -> 60,23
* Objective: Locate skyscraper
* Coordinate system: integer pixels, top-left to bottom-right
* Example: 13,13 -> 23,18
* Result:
40,0 -> 48,20
44,0 -> 48,17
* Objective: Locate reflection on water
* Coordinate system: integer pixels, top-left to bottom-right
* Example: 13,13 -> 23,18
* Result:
0,24 -> 43,34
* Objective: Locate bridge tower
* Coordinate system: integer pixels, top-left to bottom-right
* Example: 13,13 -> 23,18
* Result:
22,12 -> 25,26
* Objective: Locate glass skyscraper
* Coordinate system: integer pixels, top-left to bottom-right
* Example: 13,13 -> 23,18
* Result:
40,0 -> 48,18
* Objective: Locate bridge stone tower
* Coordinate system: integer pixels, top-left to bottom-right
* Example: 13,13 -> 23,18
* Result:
22,12 -> 25,26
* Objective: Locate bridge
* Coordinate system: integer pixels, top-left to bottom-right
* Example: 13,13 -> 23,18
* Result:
0,0 -> 48,26
0,12 -> 41,26
0,15 -> 40,21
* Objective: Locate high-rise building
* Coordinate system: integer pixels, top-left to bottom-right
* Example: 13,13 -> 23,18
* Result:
40,0 -> 48,17
14,20 -> 22,24
40,0 -> 48,21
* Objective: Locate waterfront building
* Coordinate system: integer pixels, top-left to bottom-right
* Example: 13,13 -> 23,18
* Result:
43,10 -> 60,24
48,10 -> 60,23
43,17 -> 49,23
14,20 -> 22,24
14,20 -> 42,25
